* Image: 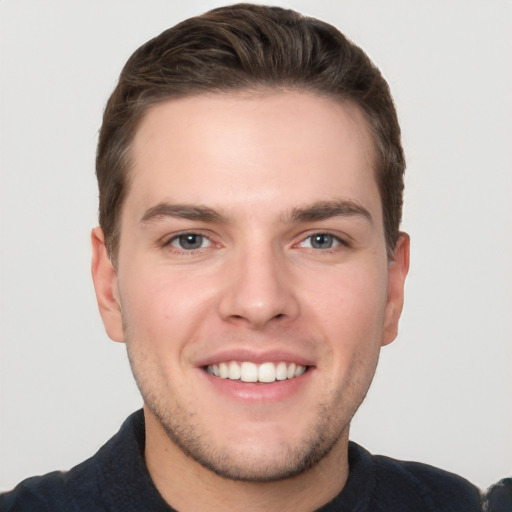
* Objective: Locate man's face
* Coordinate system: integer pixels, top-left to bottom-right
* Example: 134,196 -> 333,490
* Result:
93,91 -> 408,481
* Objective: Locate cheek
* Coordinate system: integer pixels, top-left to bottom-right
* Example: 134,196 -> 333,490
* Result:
118,266 -> 212,349
304,263 -> 388,348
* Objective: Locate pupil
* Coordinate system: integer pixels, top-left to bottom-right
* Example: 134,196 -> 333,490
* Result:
179,234 -> 202,250
312,234 -> 333,249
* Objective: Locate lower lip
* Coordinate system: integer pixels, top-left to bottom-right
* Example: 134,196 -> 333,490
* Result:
199,368 -> 313,403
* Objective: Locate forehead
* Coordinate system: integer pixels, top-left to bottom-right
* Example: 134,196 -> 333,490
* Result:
125,91 -> 380,222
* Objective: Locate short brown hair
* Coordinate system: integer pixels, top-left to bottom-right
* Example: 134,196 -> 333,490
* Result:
96,3 -> 405,261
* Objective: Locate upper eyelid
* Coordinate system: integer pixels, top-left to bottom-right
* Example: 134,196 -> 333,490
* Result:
294,230 -> 350,245
162,232 -> 218,255
162,230 -> 215,244
170,232 -> 210,242
299,234 -> 346,248
159,229 -> 350,248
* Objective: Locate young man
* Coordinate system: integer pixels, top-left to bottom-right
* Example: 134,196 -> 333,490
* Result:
1,4 -> 482,511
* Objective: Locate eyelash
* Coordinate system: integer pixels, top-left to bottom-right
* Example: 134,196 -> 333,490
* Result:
163,231 -> 348,254
296,232 -> 348,251
164,232 -> 215,253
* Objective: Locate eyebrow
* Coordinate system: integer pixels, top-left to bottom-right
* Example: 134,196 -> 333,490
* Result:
140,198 -> 372,225
140,203 -> 226,224
286,199 -> 373,224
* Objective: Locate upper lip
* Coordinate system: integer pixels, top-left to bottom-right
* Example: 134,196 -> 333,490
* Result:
194,348 -> 316,368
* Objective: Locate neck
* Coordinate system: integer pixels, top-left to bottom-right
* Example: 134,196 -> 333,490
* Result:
144,407 -> 350,512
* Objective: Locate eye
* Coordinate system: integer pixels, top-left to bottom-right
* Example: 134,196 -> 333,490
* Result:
299,233 -> 344,250
168,233 -> 211,251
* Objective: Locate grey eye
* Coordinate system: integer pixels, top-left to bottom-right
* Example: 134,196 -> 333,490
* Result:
175,234 -> 205,250
310,234 -> 335,249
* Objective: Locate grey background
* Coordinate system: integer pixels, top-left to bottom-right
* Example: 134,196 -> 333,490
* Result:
1,0 -> 511,491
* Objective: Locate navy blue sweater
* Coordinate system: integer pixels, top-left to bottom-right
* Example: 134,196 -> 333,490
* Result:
0,410 -> 482,511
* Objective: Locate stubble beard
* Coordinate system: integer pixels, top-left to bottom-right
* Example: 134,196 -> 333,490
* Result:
123,316 -> 377,483
144,389 -> 350,482
127,356 -> 374,484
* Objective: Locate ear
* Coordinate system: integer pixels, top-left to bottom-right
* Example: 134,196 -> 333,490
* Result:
382,232 -> 410,346
91,227 -> 124,343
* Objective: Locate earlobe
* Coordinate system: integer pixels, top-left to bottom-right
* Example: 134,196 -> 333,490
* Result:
382,232 -> 410,346
91,227 -> 125,343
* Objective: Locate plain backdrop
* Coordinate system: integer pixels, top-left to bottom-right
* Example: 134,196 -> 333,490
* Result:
1,0 -> 511,492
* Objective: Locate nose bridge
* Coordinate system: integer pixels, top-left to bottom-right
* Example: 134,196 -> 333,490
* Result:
218,235 -> 298,328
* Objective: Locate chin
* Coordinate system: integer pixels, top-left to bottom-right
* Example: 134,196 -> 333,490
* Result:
147,395 -> 349,483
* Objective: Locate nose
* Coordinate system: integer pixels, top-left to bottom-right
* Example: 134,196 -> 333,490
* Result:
218,244 -> 300,329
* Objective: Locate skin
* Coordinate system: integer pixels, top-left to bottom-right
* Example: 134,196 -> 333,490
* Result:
91,91 -> 409,512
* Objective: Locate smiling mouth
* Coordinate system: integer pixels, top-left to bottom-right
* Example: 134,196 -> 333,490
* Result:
205,361 -> 308,383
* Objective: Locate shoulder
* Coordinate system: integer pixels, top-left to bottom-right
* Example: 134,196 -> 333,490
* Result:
482,477 -> 512,511
0,457 -> 104,512
0,411 -> 145,512
0,469 -> 89,512
349,442 -> 482,511
374,454 -> 481,510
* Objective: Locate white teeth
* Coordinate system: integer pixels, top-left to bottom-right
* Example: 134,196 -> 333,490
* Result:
275,362 -> 287,381
219,362 -> 229,379
294,365 -> 306,377
206,361 -> 307,383
228,361 -> 241,380
258,362 -> 276,383
240,362 -> 258,382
